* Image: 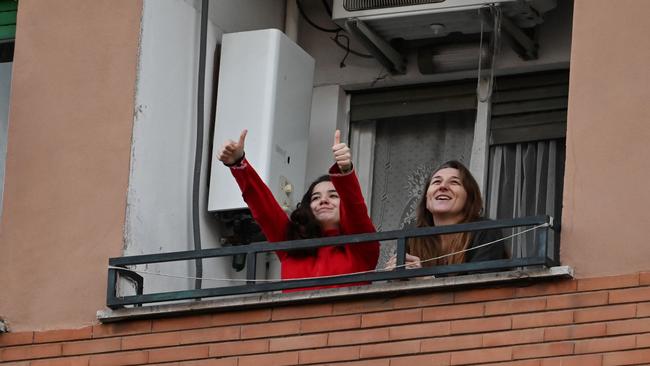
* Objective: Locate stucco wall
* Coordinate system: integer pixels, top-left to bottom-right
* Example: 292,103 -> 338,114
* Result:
0,62 -> 11,216
0,0 -> 142,331
562,0 -> 650,277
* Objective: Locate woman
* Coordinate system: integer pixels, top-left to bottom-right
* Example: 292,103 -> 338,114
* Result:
217,129 -> 379,290
387,160 -> 506,270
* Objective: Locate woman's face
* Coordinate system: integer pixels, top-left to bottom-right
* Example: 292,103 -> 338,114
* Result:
425,167 -> 468,223
310,181 -> 340,230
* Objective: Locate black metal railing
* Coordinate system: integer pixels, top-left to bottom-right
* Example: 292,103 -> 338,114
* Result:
107,215 -> 557,309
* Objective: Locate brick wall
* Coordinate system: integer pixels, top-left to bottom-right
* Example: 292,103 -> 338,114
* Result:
2,272 -> 650,366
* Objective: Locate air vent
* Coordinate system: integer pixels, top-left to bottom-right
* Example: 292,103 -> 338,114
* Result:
344,0 -> 445,11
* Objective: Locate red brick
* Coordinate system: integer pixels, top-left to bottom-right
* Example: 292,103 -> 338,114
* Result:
238,351 -> 299,366
178,325 -> 240,344
62,337 -> 121,356
272,303 -> 333,320
450,315 -> 511,334
332,298 -> 394,315
451,347 -> 512,365
121,331 -> 180,350
574,304 -> 637,323
209,339 -> 269,357
33,327 -> 93,343
607,318 -> 650,335
422,303 -> 484,321
1,343 -> 62,361
602,349 -> 650,366
360,308 -> 421,328
390,353 -> 451,366
152,314 -> 212,332
241,320 -> 301,339
211,309 -> 271,326
637,333 -> 650,347
181,358 -> 237,366
329,328 -> 389,346
454,287 -> 516,303
640,271 -> 650,285
512,310 -> 573,329
609,287 -> 650,304
515,280 -> 577,298
88,350 -> 148,366
329,360 -> 390,366
148,345 -> 209,363
577,274 -> 640,291
0,362 -> 30,366
546,291 -> 609,310
540,354 -> 603,366
421,334 -> 482,353
91,320 -> 152,338
512,342 -> 574,359
574,335 -> 636,354
30,356 -> 90,366
269,334 -> 328,351
301,314 -> 360,333
299,345 -> 359,363
485,298 -> 547,315
483,328 -> 545,347
392,292 -> 454,309
637,302 -> 650,317
359,339 -> 420,358
389,321 -> 450,340
483,359 -> 541,366
544,323 -> 607,341
0,332 -> 34,347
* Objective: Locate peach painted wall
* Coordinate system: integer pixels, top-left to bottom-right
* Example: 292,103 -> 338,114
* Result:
562,0 -> 650,277
0,0 -> 142,331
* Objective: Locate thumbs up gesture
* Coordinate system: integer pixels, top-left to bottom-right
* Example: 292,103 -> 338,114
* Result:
332,129 -> 352,173
218,129 -> 247,166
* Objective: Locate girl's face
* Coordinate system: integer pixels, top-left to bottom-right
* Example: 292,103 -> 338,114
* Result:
310,181 -> 340,230
425,167 -> 468,223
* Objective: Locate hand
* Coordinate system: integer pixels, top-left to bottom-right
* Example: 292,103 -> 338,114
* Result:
332,129 -> 352,173
385,253 -> 423,270
217,129 -> 247,166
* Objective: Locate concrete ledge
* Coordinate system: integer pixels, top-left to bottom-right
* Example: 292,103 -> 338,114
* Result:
97,266 -> 573,323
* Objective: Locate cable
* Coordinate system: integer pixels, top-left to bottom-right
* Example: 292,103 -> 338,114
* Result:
191,0 -> 210,291
296,0 -> 340,33
477,5 -> 502,102
110,223 -> 549,284
296,0 -> 373,60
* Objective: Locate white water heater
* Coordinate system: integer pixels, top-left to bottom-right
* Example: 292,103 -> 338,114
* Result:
208,29 -> 315,212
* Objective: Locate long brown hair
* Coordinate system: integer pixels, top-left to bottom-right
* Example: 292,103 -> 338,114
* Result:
407,160 -> 483,266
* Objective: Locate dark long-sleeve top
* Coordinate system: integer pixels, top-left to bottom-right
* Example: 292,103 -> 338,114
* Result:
229,158 -> 380,290
465,224 -> 508,262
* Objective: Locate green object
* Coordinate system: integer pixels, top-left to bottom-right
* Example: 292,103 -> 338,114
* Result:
0,0 -> 17,41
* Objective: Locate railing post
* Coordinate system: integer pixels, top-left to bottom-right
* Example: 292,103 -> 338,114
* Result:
246,252 -> 257,284
106,267 -> 119,309
396,237 -> 406,270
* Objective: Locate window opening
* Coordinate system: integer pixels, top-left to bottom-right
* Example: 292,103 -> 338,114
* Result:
486,69 -> 569,260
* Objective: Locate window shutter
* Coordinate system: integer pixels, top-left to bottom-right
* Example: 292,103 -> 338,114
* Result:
490,70 -> 569,145
0,0 -> 17,42
349,78 -> 477,122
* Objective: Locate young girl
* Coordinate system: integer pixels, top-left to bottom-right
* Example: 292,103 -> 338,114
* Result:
217,130 -> 379,290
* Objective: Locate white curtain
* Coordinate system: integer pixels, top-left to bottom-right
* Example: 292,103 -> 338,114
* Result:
486,139 -> 564,261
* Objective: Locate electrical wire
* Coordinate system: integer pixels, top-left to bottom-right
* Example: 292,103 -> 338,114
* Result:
295,0 -> 373,60
477,4 -> 502,102
109,223 -> 549,284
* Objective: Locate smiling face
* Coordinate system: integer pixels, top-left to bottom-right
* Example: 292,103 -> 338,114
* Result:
425,167 -> 468,225
309,181 -> 340,230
